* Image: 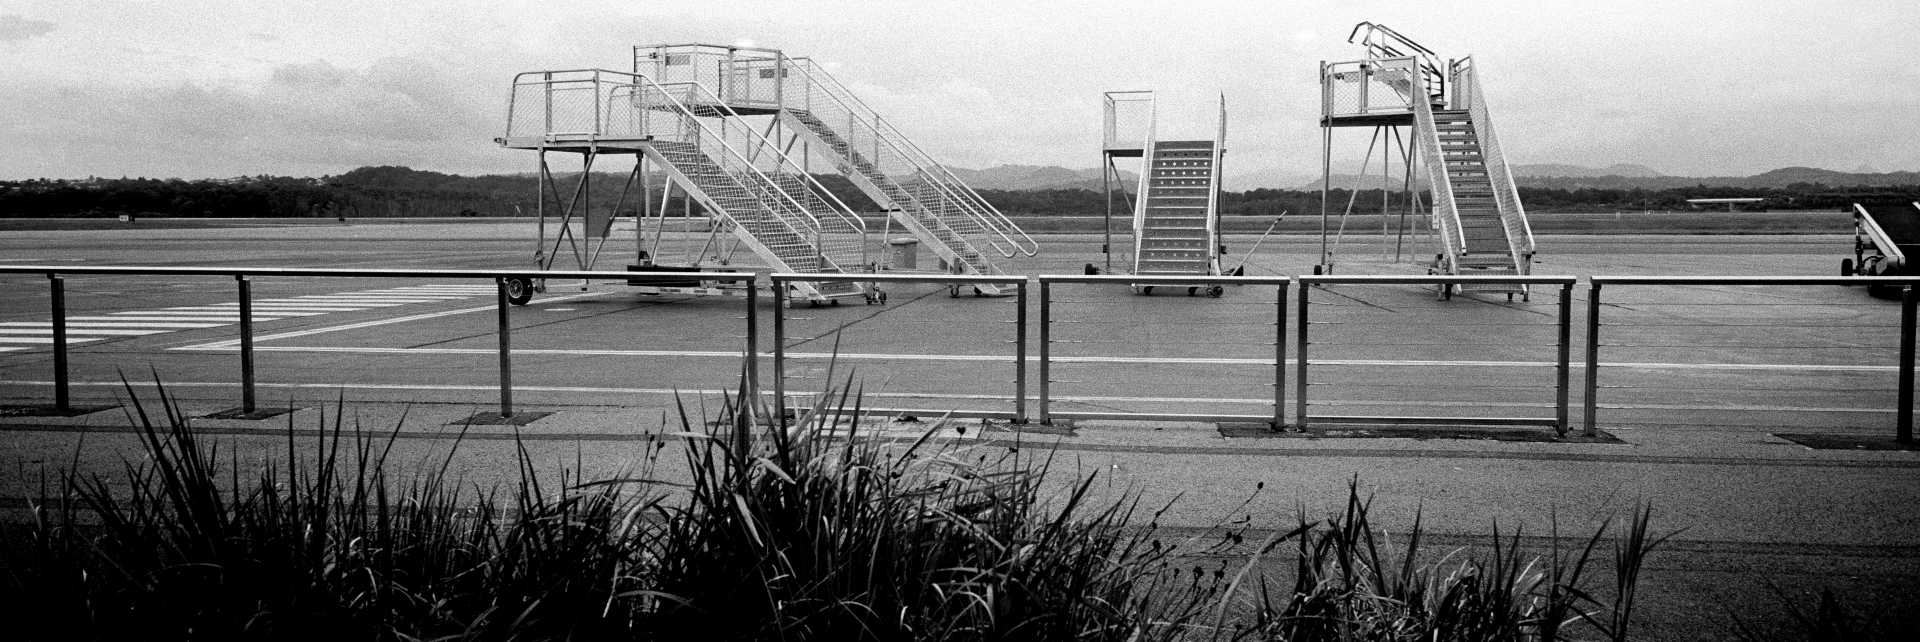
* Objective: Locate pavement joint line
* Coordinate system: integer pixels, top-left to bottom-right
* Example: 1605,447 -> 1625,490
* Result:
0,379 -> 1894,415
171,290 -> 612,350
0,421 -> 1914,470
148,341 -> 1913,374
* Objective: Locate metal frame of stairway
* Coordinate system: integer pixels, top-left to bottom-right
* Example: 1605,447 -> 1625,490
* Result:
1099,90 -> 1230,296
1318,22 -> 1537,300
496,68 -> 875,306
633,43 -> 1037,297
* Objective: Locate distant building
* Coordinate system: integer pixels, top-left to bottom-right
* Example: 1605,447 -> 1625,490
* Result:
1685,197 -> 1766,211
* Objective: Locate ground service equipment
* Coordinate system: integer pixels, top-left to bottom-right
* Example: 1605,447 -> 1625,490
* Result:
1098,90 -> 1230,296
1320,22 -> 1536,300
1846,199 -> 1920,296
635,44 -> 1036,297
497,69 -> 876,306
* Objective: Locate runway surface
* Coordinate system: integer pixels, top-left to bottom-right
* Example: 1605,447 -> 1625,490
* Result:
1,220 -> 1914,637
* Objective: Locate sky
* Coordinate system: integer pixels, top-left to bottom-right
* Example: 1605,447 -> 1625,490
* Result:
1,0 -> 1916,183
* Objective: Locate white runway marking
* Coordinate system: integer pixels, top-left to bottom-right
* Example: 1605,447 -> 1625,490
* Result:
173,290 -> 609,350
13,284 -> 499,345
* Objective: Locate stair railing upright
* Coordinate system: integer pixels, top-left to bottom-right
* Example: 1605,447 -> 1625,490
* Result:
1451,57 -> 1534,271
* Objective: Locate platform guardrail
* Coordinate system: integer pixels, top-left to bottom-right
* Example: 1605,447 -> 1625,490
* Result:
1297,274 -> 1577,433
1585,276 -> 1920,441
8,266 -> 1920,444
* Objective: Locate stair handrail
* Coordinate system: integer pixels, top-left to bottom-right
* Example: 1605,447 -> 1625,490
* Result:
1348,22 -> 1446,104
1408,74 -> 1467,270
1453,58 -> 1535,270
1131,97 -> 1158,271
509,69 -> 854,275
784,57 -> 1037,258
1207,94 -> 1226,275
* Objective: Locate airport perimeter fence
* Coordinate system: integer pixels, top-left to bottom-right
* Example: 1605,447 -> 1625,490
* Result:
6,266 -> 1920,442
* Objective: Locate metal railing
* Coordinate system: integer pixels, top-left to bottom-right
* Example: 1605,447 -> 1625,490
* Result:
5,266 -> 759,419
1297,274 -> 1578,433
1453,58 -> 1535,268
1102,90 -> 1155,153
1321,56 -> 1423,120
1410,78 -> 1468,268
1584,276 -> 1920,441
768,273 -> 1029,424
1035,274 -> 1290,426
10,266 -> 1920,444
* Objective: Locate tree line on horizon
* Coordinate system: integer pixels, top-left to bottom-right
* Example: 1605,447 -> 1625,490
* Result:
1,165 -> 1915,220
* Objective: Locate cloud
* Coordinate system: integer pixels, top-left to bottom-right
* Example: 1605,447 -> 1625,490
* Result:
0,14 -> 55,42
0,56 -> 522,179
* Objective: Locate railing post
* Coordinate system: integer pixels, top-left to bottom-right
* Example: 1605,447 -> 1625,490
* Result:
745,276 -> 760,410
48,274 -> 68,412
1038,279 -> 1052,424
1014,279 -> 1028,424
1275,280 -> 1289,430
1295,281 -> 1310,428
1584,281 -> 1603,437
1900,284 -> 1916,443
773,277 -> 788,428
495,278 -> 514,417
237,274 -> 256,414
1555,281 -> 1572,436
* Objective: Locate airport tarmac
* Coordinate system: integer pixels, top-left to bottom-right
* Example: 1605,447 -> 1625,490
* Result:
1,221 -> 1915,637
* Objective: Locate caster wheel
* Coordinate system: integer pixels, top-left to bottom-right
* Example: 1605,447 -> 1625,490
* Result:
1142,286 -> 1154,296
504,277 -> 534,306
1207,286 -> 1224,298
1187,286 -> 1199,297
948,284 -> 961,298
830,299 -> 840,306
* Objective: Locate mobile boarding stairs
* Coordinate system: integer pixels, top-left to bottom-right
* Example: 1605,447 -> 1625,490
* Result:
1100,90 -> 1231,296
636,44 -> 1037,297
498,68 -> 877,306
1322,22 -> 1536,300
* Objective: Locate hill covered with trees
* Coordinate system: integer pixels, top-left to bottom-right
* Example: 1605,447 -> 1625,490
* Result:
1,166 -> 1915,220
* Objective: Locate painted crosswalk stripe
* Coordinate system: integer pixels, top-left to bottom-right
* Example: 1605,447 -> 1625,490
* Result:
0,321 -> 228,329
0,328 -> 164,336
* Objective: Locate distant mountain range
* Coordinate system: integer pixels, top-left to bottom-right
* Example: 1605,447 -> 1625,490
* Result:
952,163 -> 1920,192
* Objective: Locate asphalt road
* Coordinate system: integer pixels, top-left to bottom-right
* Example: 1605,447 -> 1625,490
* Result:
1,221 -> 1914,638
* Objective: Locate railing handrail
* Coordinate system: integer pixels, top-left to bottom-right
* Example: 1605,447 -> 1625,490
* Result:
1592,275 -> 1920,286
612,78 -> 868,237
1454,59 -> 1535,264
1131,97 -> 1158,267
1302,274 -> 1576,285
0,265 -> 758,282
785,58 -> 1036,258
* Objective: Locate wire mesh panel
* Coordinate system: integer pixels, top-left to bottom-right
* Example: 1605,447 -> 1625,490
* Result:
1589,281 -> 1913,434
1321,57 -> 1421,120
1103,91 -> 1154,152
1039,276 -> 1287,423
1297,277 -> 1573,429
772,275 -> 1026,420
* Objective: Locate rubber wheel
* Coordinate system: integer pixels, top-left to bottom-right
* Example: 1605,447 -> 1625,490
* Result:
1842,258 -> 1855,277
1187,286 -> 1198,297
948,284 -> 961,298
1142,286 -> 1154,296
1207,286 -> 1224,298
504,277 -> 534,306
